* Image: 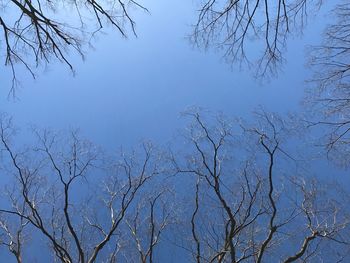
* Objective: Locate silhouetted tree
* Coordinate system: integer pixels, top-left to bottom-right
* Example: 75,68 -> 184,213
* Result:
192,0 -> 350,163
0,0 -> 147,92
0,114 -> 171,262
192,0 -> 323,78
172,110 -> 350,262
0,111 -> 349,262
305,2 -> 350,166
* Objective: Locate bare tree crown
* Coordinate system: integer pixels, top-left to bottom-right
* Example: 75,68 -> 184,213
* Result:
0,0 -> 146,93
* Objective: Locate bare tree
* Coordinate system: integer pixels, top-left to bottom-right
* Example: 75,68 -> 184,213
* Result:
0,198 -> 28,263
0,114 -> 169,262
0,111 -> 349,262
173,110 -> 350,262
304,2 -> 350,167
125,189 -> 174,263
192,0 -> 323,78
0,0 -> 147,93
192,1 -> 350,163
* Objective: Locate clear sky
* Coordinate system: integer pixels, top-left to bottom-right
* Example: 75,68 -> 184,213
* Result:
0,0 -> 327,150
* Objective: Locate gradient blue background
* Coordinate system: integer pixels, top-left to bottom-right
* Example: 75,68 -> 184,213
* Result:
0,1 -> 348,261
0,1 -> 322,149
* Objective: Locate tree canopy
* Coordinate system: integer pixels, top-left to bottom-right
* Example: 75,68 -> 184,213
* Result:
0,111 -> 348,262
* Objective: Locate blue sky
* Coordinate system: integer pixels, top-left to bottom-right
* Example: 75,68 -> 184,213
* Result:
1,1 -> 350,262
0,0 -> 326,150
